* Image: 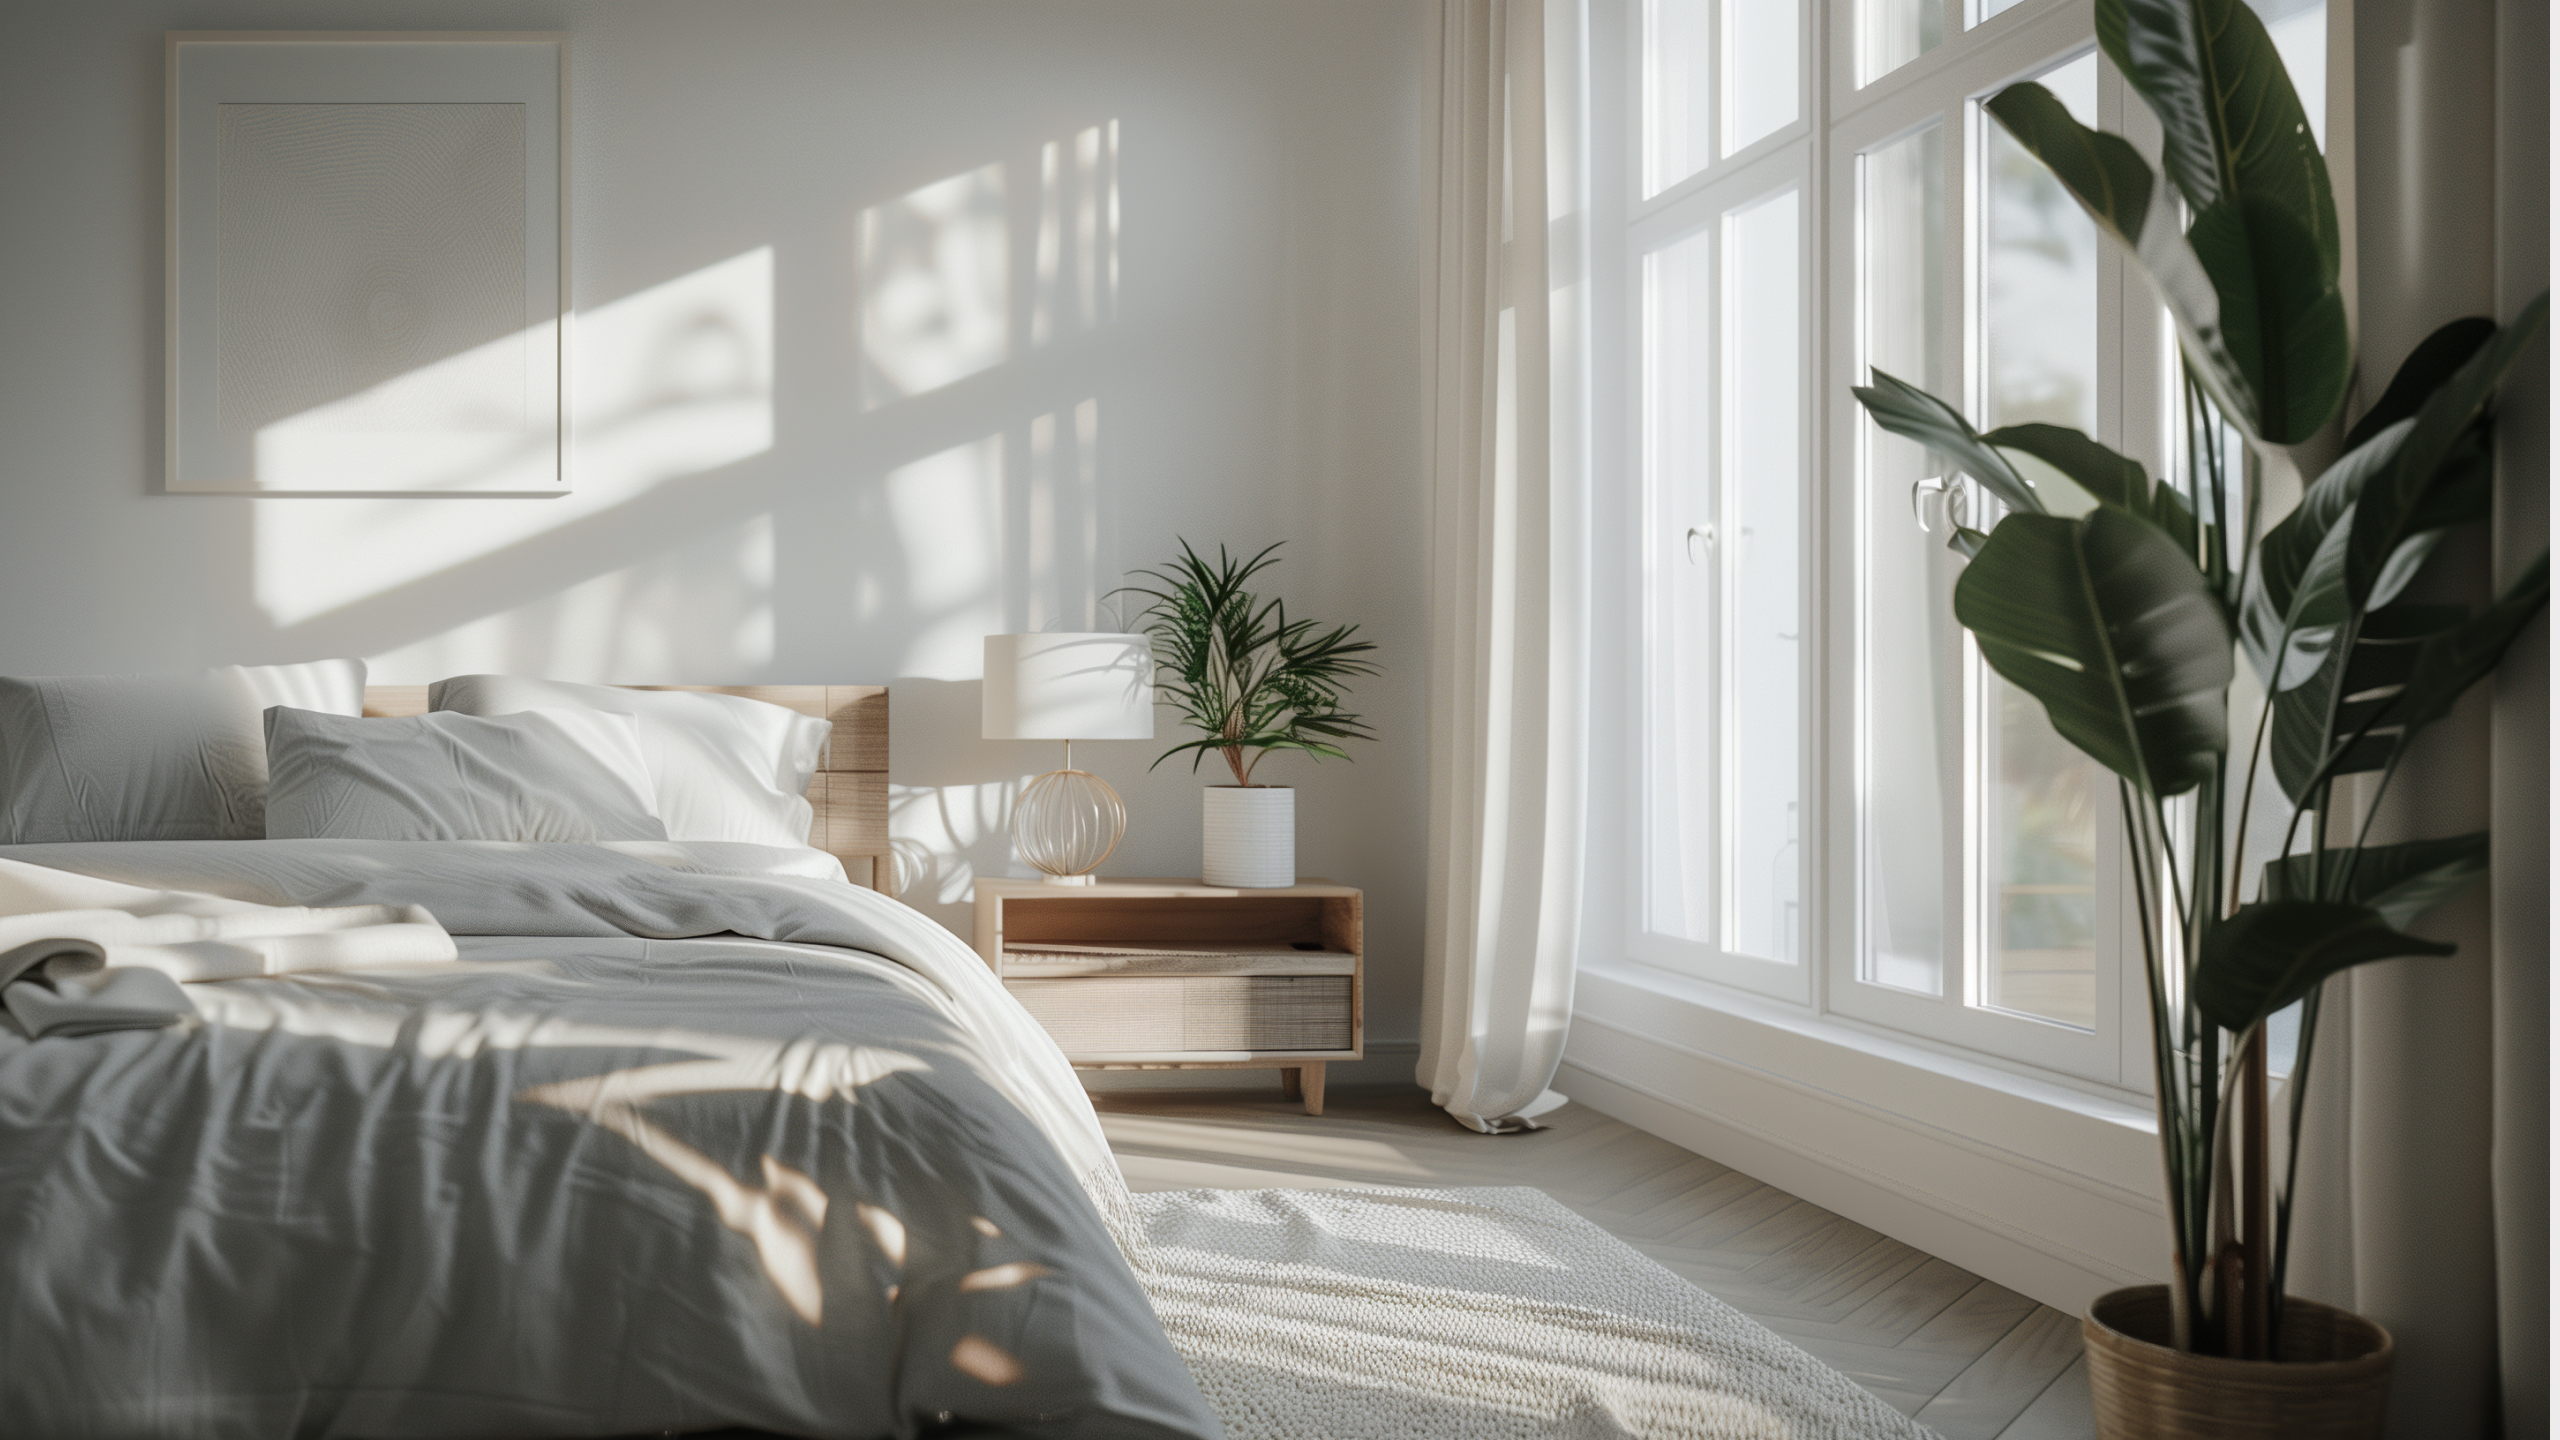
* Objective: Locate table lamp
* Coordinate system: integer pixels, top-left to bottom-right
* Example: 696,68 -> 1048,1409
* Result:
982,633 -> 1155,885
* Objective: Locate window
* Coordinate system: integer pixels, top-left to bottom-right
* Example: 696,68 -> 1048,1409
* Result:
1622,0 -> 1814,1001
1595,0 -> 2329,1085
1838,39 -> 2138,1080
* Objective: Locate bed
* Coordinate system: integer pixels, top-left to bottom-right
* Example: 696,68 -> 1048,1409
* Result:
0,675 -> 1222,1440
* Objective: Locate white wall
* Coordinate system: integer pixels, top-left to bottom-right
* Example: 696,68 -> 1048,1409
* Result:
0,0 -> 1432,1061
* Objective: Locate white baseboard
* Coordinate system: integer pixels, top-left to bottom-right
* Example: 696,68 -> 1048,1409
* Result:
1078,1038 -> 1419,1092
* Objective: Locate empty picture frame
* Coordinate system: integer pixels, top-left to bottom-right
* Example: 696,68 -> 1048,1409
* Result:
165,33 -> 568,494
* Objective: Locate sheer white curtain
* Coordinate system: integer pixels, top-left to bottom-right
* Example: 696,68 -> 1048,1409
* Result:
1415,0 -> 1587,1134
2283,0 -> 2548,1434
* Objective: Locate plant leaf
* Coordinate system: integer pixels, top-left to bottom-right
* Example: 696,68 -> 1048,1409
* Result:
2194,900 -> 2457,1033
1953,508 -> 2233,796
2342,316 -> 2497,452
2099,0 -> 2338,278
1982,83 -> 2155,242
2268,603 -> 2464,803
1949,526 -> 1989,559
2355,428 -> 2496,616
2242,420 -> 2406,685
2254,319 -> 2502,653
1984,423 -> 2199,551
2187,195 -> 2350,444
2393,553 -> 2551,732
2263,832 -> 2490,927
2239,403 -> 2494,689
2344,296 -> 2549,605
2092,0 -> 2347,443
1980,423 -> 2145,509
2264,536 -> 2541,812
1986,81 -> 2263,439
1852,369 -> 2043,515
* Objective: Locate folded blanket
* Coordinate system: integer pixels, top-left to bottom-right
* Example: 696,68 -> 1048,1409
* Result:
0,856 -> 455,1038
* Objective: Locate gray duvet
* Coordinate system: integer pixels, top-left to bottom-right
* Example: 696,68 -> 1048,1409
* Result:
0,841 -> 1221,1440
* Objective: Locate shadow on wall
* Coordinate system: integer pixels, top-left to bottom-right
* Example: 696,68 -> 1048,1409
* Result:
890,678 -> 1056,933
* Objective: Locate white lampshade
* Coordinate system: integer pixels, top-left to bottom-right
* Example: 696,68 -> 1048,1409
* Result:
982,633 -> 1155,740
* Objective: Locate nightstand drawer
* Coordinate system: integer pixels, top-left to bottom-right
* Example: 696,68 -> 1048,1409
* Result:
1005,975 -> 1353,1052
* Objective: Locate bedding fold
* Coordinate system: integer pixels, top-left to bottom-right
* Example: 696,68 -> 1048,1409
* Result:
0,855 -> 456,1038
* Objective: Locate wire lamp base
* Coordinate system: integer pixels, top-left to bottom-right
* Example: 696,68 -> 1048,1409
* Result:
1013,762 -> 1127,883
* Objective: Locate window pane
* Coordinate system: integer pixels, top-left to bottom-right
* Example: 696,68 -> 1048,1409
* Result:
1645,0 -> 1714,193
1981,52 -> 2100,1030
2249,0 -> 2327,148
1644,225 -> 1717,942
1860,0 -> 1942,86
1724,190 -> 1801,964
1725,0 -> 1798,156
1859,123 -> 1951,996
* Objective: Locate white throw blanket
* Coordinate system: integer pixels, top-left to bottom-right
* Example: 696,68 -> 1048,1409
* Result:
0,856 -> 453,1037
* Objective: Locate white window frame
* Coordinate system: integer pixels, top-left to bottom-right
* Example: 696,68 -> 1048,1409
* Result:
1611,0 -> 1820,1003
1596,0 -> 2183,1091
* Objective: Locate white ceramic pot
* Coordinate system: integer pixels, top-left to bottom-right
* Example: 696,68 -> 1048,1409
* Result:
1202,785 -> 1295,888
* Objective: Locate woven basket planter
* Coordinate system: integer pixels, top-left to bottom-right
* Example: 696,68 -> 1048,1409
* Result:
2085,1285 -> 2393,1440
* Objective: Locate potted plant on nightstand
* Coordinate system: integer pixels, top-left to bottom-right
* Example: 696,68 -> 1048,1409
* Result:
1119,540 -> 1379,889
1848,0 -> 2546,1435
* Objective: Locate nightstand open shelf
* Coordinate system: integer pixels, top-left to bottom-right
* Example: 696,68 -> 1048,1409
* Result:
973,878 -> 1363,1115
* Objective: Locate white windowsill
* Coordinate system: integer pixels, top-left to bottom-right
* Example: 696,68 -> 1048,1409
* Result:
1574,956 -> 2160,1196
1563,956 -> 2169,1310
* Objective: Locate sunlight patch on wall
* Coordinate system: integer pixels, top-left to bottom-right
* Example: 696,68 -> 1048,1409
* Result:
252,319 -> 559,493
363,513 -> 776,681
1031,123 -> 1118,346
1024,398 -> 1103,630
858,164 -> 1008,408
886,434 -> 1005,676
254,246 -> 774,630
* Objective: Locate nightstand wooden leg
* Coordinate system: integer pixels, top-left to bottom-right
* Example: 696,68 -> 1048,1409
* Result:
1280,1066 -> 1303,1102
1300,1063 -> 1325,1116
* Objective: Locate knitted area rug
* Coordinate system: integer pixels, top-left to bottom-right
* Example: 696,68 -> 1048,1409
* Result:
1131,1185 -> 1936,1440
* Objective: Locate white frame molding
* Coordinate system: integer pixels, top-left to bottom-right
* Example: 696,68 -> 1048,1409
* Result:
1611,0 -> 1823,1005
164,32 -> 570,496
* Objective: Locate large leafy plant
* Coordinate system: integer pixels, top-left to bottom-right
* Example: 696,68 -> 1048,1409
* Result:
1119,541 -> 1379,786
1853,0 -> 2548,1357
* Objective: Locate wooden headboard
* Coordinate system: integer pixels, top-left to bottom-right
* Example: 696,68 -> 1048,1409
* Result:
361,685 -> 892,893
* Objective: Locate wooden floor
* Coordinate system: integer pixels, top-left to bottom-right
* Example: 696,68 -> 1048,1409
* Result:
1097,1083 -> 2093,1440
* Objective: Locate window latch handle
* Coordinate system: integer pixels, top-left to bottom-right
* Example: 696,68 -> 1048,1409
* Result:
1686,525 -> 1715,564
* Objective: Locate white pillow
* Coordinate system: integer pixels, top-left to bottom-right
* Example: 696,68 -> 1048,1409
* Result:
263,706 -> 667,843
427,676 -> 828,848
0,660 -> 368,842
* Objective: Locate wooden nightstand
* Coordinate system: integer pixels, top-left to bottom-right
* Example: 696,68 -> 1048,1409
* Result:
973,877 -> 1363,1115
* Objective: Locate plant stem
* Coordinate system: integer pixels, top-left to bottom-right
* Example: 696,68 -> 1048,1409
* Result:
2270,984 -> 2325,1344
2122,779 -> 2196,1351
2237,1023 -> 2270,1358
2229,695 -> 2272,904
2336,744 -> 2412,902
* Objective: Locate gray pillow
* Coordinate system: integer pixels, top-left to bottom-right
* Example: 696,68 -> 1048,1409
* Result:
429,676 -> 827,848
263,706 -> 669,843
0,661 -> 366,842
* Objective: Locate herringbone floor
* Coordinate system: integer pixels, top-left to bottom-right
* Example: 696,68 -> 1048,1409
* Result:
1097,1083 -> 2094,1440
